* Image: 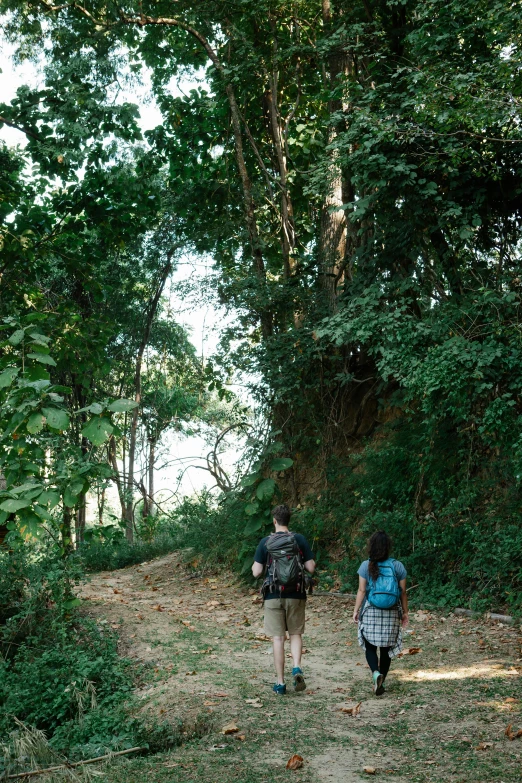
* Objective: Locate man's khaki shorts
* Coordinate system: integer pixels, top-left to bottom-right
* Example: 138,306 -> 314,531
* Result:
264,598 -> 306,637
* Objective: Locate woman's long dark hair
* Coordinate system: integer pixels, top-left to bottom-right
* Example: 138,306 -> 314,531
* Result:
368,530 -> 392,582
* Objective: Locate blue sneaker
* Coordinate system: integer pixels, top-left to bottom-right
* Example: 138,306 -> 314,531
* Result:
372,671 -> 384,696
273,683 -> 286,695
292,667 -> 306,692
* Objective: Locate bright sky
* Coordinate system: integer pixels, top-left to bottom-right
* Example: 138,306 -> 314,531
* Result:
0,42 -> 248,510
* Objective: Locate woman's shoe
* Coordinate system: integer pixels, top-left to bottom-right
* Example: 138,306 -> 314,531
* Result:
273,683 -> 287,695
372,671 -> 384,696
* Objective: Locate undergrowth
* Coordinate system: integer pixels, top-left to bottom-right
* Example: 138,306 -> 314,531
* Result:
0,545 -> 181,763
154,420 -> 522,617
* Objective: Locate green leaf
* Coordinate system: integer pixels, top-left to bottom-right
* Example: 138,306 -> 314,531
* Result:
0,511 -> 8,525
63,598 -> 82,610
27,353 -> 56,366
42,407 -> 70,430
19,486 -> 43,501
270,457 -> 294,471
243,517 -> 263,536
27,332 -> 50,345
25,365 -> 50,382
0,367 -> 19,387
241,473 -> 261,487
38,490 -> 60,509
0,498 -> 32,513
63,488 -> 79,508
8,329 -> 25,345
81,416 -> 113,446
244,502 -> 259,516
27,413 -> 44,434
256,478 -> 276,501
107,398 -> 138,412
10,482 -> 42,495
33,504 -> 53,520
64,478 -> 87,505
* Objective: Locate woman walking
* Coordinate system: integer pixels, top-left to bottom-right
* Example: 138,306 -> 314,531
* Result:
353,531 -> 408,695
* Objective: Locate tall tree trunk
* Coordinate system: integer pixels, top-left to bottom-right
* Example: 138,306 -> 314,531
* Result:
98,486 -> 106,526
148,438 -> 156,517
267,18 -> 296,279
109,435 -> 126,520
75,498 -> 86,546
61,506 -> 73,555
319,0 -> 349,312
124,256 -> 174,541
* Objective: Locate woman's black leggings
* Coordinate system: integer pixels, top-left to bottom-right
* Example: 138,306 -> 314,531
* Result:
364,639 -> 392,679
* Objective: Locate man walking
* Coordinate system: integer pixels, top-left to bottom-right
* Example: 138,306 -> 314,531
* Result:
252,504 -> 315,695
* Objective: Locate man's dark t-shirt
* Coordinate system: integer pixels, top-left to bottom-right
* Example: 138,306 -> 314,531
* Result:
254,531 -> 314,601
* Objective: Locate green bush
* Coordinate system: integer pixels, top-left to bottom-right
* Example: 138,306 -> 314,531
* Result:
79,531 -> 180,573
0,546 -> 179,758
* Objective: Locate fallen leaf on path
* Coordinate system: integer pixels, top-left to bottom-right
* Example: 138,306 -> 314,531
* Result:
254,634 -> 271,641
203,701 -> 218,706
286,754 -> 304,770
113,588 -> 121,594
333,687 -> 347,693
245,698 -> 263,707
236,734 -> 246,741
136,614 -> 144,620
152,604 -> 163,612
363,767 -> 376,775
340,702 -> 361,717
181,620 -> 192,626
221,723 -> 239,735
505,724 -> 522,740
475,742 -> 493,750
185,671 -> 197,676
207,600 -> 221,607
398,647 -> 422,657
505,697 -> 519,704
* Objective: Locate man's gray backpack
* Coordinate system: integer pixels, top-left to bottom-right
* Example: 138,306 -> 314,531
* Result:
262,532 -> 306,596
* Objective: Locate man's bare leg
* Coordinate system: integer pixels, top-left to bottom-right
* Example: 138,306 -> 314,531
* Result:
272,635 -> 285,684
290,634 -> 302,669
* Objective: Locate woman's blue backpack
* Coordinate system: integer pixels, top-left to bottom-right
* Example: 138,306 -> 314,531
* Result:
367,558 -> 401,609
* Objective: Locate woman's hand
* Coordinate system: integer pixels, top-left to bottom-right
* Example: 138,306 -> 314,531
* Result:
352,609 -> 359,624
401,612 -> 409,628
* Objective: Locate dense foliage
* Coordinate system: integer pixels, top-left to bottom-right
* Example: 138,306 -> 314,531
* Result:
1,5 -> 522,754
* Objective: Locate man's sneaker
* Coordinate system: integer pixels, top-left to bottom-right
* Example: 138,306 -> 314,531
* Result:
372,671 -> 385,696
292,667 -> 306,692
273,683 -> 286,695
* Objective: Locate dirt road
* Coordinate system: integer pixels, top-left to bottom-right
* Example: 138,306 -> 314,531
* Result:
81,553 -> 522,783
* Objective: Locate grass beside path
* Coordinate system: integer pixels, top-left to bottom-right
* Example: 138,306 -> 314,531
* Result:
80,554 -> 522,783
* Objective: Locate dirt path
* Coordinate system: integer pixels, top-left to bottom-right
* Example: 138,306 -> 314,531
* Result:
81,553 -> 522,783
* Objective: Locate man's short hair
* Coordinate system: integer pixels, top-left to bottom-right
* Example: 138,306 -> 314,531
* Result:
272,504 -> 291,526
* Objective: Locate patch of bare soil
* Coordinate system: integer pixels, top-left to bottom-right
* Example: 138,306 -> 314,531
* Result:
80,554 -> 522,783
